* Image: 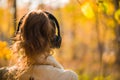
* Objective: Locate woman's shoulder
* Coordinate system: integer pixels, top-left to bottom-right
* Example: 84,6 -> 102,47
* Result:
0,66 -> 16,80
0,67 -> 8,80
32,65 -> 78,80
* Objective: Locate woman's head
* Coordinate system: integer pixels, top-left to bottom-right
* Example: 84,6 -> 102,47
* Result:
13,10 -> 61,57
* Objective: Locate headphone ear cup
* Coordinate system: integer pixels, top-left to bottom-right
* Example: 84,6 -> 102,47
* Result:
51,35 -> 62,48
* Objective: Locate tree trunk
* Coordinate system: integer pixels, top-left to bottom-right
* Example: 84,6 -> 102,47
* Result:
113,0 -> 120,80
13,0 -> 17,31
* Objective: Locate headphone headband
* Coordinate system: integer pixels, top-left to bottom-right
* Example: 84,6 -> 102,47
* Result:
16,10 -> 61,48
16,11 -> 61,37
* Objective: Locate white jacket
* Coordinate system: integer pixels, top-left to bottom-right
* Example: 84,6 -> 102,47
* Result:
5,56 -> 78,80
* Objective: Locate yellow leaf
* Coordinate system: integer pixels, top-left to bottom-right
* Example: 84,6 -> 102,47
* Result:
81,2 -> 94,19
0,41 -> 11,59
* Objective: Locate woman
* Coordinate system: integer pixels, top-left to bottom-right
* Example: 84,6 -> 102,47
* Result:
0,10 -> 78,80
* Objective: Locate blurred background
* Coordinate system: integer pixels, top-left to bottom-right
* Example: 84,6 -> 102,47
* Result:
0,0 -> 120,80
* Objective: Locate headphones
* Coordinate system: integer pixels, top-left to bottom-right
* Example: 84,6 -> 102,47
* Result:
16,11 -> 62,48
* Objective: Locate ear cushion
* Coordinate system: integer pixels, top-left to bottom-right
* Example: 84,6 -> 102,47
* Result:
51,35 -> 62,48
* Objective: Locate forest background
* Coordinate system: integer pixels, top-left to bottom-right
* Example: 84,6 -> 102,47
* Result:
0,0 -> 120,80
